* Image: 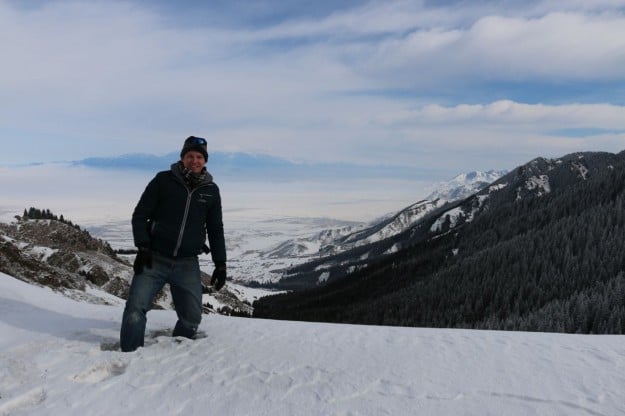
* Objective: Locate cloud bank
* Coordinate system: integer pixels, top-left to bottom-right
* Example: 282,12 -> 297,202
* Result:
1,0 -> 625,178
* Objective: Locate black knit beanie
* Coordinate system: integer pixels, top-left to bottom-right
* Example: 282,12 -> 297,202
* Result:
180,136 -> 208,161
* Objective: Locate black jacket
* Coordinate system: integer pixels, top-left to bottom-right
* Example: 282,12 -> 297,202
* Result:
131,163 -> 226,264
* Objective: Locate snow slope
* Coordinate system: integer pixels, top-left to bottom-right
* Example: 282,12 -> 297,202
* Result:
1,272 -> 624,416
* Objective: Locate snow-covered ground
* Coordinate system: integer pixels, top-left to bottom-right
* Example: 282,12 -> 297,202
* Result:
2,272 -> 624,416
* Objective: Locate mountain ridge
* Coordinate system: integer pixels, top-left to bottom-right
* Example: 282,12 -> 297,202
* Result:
253,149 -> 625,334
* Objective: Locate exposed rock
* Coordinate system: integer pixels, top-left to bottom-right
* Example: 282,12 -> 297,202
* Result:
0,216 -> 251,315
0,218 -> 132,305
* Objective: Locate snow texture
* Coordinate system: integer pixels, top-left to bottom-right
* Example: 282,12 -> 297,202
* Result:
525,175 -> 551,196
1,272 -> 625,416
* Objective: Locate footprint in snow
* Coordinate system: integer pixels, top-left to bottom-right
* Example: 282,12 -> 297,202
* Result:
72,360 -> 127,384
0,388 -> 46,415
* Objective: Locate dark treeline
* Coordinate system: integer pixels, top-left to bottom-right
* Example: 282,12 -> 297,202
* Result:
254,160 -> 625,334
22,207 -> 81,230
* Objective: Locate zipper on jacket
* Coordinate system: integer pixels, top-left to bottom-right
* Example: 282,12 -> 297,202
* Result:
173,189 -> 193,257
173,183 -> 209,257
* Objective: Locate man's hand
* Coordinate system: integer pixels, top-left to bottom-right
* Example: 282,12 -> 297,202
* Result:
133,246 -> 153,275
211,262 -> 227,291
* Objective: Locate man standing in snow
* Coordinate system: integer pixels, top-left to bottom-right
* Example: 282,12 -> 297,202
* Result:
120,136 -> 227,352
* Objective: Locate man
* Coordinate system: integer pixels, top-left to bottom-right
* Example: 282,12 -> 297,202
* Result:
120,136 -> 227,352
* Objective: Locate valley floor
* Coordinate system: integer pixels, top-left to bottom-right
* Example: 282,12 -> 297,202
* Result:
1,272 -> 624,416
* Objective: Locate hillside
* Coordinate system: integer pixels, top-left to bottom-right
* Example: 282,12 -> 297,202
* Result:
0,214 -> 250,315
0,216 -> 131,304
254,151 -> 625,334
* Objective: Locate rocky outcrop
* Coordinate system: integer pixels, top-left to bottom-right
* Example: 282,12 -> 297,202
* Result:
0,218 -> 133,304
0,216 -> 251,314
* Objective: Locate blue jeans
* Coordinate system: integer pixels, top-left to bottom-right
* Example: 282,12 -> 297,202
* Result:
120,252 -> 203,352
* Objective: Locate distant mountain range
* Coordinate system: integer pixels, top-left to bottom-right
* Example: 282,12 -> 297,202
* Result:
254,150 -> 625,334
72,151 -> 448,181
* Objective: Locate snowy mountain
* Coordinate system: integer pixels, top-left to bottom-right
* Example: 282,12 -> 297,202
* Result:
254,150 -> 625,333
257,169 -> 507,289
260,151 -> 624,290
427,152 -> 620,235
328,169 -> 509,255
1,272 -> 624,416
425,170 -> 508,202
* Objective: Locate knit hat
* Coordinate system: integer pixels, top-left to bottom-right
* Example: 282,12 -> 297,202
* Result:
180,136 -> 208,161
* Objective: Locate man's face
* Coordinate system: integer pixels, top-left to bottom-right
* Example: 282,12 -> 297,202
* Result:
182,151 -> 206,174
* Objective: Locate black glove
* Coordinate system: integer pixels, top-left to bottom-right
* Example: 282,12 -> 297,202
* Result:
202,244 -> 211,254
133,246 -> 153,275
211,262 -> 227,291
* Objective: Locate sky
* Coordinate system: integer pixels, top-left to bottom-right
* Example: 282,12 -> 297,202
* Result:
2,0 -> 625,176
2,271 -> 625,415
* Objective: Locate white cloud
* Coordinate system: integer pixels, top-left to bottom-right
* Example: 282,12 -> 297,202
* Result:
462,12 -> 625,80
342,11 -> 625,86
402,101 -> 625,128
0,0 -> 624,173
